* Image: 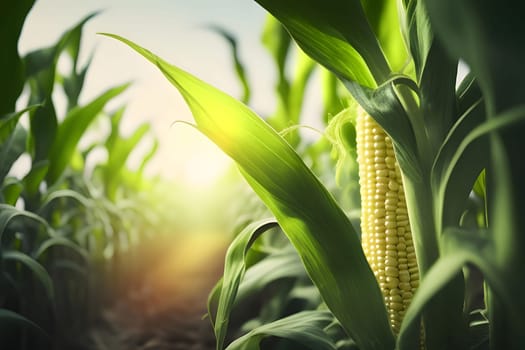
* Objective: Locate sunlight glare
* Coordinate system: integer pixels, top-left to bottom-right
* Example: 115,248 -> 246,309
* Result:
152,122 -> 234,187
181,140 -> 232,187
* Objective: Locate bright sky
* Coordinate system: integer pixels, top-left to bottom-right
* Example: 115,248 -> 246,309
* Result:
19,0 -> 275,185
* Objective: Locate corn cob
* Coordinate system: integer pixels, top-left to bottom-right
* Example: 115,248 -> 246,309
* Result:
355,106 -> 419,335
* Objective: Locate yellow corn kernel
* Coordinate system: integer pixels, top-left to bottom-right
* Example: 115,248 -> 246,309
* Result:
355,106 -> 420,336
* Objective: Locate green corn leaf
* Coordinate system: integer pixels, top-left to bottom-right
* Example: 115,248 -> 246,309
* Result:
424,0 -> 525,113
418,39 -> 458,152
53,258 -> 89,273
60,13 -> 99,110
28,102 -> 58,163
486,106 -> 525,276
397,233 -> 483,350
254,0 -> 389,88
472,170 -> 486,206
208,25 -> 251,104
23,160 -> 49,197
25,13 -> 98,163
456,73 -> 483,118
225,310 -> 337,350
62,54 -> 93,111
0,106 -> 38,144
268,48 -> 316,147
39,189 -> 92,212
137,138 -> 159,176
35,236 -> 89,262
398,226 -> 524,349
24,12 -> 98,91
361,0 -> 409,73
102,33 -> 395,350
261,15 -> 291,127
46,83 -> 130,185
2,178 -> 23,206
103,122 -> 150,199
0,308 -> 49,342
487,119 -> 525,350
434,105 -> 525,230
432,100 -> 486,230
2,250 -> 54,302
236,248 -> 306,303
0,204 -> 55,243
0,0 -> 35,115
287,50 -> 316,126
0,124 -> 27,184
261,14 -> 291,82
260,14 -> 318,144
402,0 -> 433,77
210,219 -> 278,349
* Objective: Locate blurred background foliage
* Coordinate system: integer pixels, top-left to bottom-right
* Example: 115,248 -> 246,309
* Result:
1,2 -> 360,349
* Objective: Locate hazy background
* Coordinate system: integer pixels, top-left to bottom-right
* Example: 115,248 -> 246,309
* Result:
19,0 -> 276,185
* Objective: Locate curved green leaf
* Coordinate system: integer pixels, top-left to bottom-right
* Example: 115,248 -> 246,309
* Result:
212,219 -> 278,349
226,311 -> 336,350
236,249 -> 306,303
103,121 -> 150,199
269,49 -> 317,146
0,203 -> 55,242
2,250 -> 54,302
23,160 -> 49,197
402,0 -> 432,77
0,308 -> 49,341
46,83 -> 130,184
208,25 -> 251,104
137,138 -> 159,176
39,189 -> 92,212
2,178 -> 23,205
456,73 -> 482,118
0,106 -> 38,144
424,0 -> 525,113
254,0 -> 389,87
434,106 -> 525,230
432,100 -> 486,229
0,124 -> 27,183
418,39 -> 457,151
35,236 -> 89,262
0,0 -> 35,115
361,0 -> 409,73
261,14 -> 291,116
25,13 -> 98,163
261,14 -> 291,79
398,227 -> 525,349
103,34 -> 395,350
49,259 -> 89,277
62,53 -> 93,111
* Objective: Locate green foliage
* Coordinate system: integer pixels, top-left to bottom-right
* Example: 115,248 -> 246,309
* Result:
209,219 -> 278,349
0,0 -> 35,116
1,7 -> 163,349
208,25 -> 252,105
106,33 -> 394,350
46,83 -> 130,185
105,1 -> 525,349
225,311 -> 337,350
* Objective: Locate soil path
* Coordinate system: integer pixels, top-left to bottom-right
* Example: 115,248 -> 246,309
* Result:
90,233 -> 229,350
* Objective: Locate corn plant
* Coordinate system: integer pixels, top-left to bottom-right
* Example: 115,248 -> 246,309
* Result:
1,4 -> 165,349
107,0 -> 525,349
211,17 -> 359,216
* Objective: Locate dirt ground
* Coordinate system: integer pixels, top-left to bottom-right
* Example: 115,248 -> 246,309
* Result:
89,232 -> 229,350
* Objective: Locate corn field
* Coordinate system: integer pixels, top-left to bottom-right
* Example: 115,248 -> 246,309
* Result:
2,1 -> 525,350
